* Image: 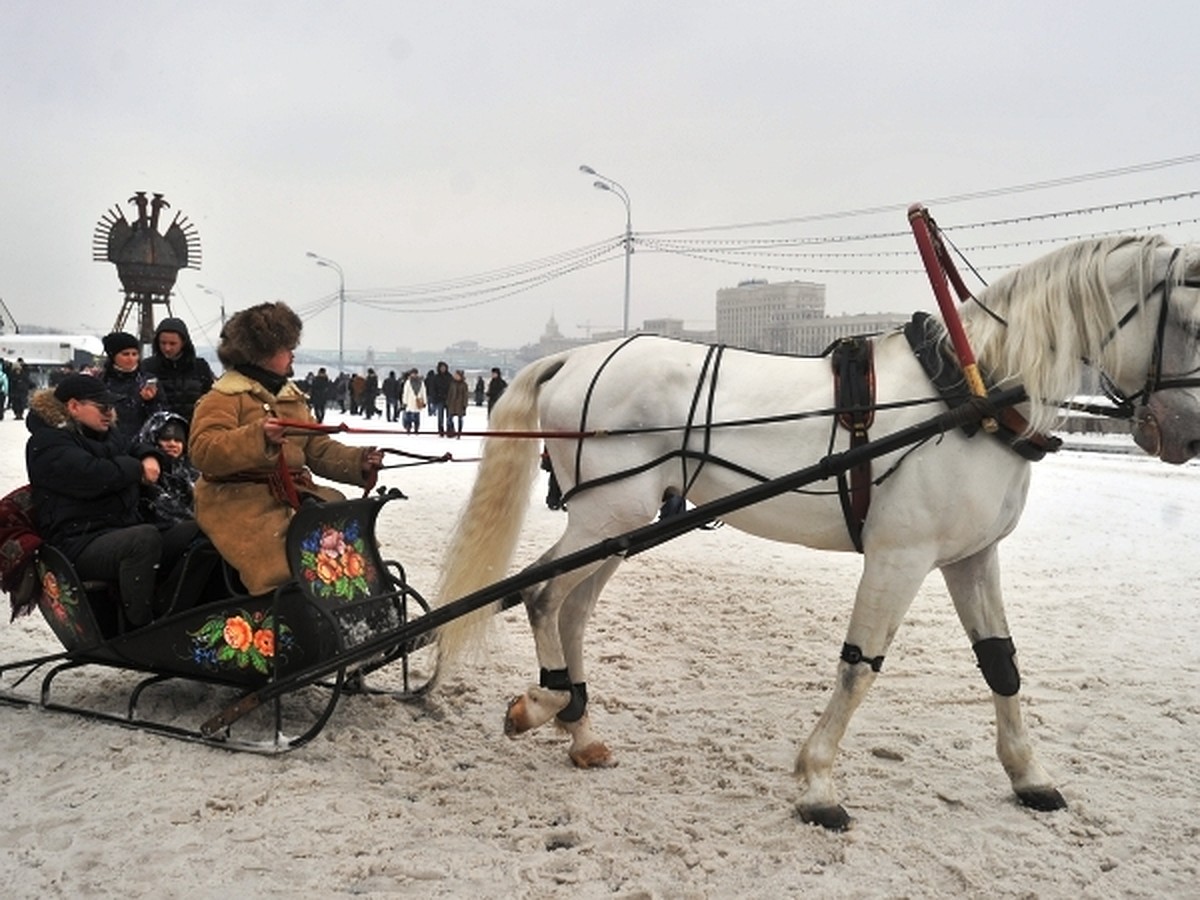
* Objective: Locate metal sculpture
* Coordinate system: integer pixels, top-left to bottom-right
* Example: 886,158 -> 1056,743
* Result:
93,191 -> 201,345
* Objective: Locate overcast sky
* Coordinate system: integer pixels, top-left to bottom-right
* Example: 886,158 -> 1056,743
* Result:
2,1 -> 1198,359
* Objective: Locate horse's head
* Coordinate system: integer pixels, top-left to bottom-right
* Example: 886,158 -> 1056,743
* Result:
1117,244 -> 1200,463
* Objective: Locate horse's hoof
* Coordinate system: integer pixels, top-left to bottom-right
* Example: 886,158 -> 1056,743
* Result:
568,741 -> 615,769
504,695 -> 531,737
1016,787 -> 1067,812
796,804 -> 854,831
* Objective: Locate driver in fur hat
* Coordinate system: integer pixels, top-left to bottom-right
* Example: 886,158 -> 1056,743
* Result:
189,302 -> 384,595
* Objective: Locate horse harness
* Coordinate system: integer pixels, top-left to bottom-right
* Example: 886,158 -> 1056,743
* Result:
827,317 -> 1062,553
558,330 -> 1065,552
1092,249 -> 1200,415
829,337 -> 875,552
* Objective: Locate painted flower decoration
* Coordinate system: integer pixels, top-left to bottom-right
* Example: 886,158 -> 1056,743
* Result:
298,518 -> 376,602
188,608 -> 293,675
37,566 -> 86,639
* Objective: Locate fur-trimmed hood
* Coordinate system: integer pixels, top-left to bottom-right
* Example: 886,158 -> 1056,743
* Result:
28,388 -> 76,429
26,388 -> 133,442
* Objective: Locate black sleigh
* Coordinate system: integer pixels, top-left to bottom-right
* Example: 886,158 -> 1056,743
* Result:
0,493 -> 434,752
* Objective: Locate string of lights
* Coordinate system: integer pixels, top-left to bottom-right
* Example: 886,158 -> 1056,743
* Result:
296,156 -> 1200,315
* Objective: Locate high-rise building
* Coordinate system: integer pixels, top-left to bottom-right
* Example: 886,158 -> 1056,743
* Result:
716,279 -> 907,354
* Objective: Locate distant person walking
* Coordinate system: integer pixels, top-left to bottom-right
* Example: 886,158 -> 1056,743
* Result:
446,368 -> 469,438
8,359 -> 32,420
486,367 -> 507,418
309,367 -> 331,423
382,370 -> 401,422
427,361 -> 453,436
401,369 -> 427,434
362,368 -> 380,420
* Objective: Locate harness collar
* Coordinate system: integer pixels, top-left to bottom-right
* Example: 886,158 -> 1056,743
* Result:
905,313 -> 1061,461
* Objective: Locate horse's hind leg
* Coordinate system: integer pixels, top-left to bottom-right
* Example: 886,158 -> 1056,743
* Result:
941,545 -> 1066,812
555,556 -> 622,768
505,555 -> 622,769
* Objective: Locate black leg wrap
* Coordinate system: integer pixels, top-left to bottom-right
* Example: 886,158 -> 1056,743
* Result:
540,668 -> 588,723
841,643 -> 884,672
973,636 -> 1020,696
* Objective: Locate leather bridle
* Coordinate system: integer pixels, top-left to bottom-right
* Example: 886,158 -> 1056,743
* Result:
1096,248 -> 1200,415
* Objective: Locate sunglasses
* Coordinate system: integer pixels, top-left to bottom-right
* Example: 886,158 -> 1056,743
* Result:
81,399 -> 114,415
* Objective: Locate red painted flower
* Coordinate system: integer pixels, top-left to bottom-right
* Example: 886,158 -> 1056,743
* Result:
223,616 -> 254,651
253,628 -> 275,657
344,549 -> 365,578
316,556 -> 343,584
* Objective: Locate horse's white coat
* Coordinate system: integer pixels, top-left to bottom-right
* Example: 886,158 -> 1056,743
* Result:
435,236 -> 1200,825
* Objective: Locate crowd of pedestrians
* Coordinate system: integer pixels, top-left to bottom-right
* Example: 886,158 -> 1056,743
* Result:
294,360 -> 508,435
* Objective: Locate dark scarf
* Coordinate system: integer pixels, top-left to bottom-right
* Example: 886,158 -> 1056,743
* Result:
235,363 -> 289,396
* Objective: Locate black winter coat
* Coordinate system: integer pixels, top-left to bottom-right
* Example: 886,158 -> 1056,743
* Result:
142,353 -> 215,422
25,390 -> 156,561
428,370 -> 452,404
142,318 -> 215,422
102,364 -> 167,445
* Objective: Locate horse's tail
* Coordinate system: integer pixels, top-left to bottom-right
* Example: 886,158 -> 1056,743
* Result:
432,354 -> 566,681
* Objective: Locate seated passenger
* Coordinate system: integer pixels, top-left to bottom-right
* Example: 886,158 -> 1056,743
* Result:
25,374 -> 200,627
136,411 -> 199,529
190,302 -> 383,596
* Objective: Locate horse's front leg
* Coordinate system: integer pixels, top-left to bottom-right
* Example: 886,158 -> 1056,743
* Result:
795,557 -> 928,831
941,546 -> 1066,812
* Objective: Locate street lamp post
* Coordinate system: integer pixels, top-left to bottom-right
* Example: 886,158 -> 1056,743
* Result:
579,164 -> 632,336
306,251 -> 346,373
195,283 -> 227,326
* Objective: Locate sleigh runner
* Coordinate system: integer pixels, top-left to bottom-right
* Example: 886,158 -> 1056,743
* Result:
1,492 -> 434,751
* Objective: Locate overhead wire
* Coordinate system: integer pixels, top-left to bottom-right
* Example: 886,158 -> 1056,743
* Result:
300,154 -> 1200,314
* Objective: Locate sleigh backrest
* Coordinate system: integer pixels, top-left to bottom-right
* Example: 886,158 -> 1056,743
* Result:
34,544 -> 113,650
284,496 -> 406,650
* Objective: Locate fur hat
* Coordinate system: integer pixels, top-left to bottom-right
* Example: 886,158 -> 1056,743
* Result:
102,331 -> 139,357
217,302 -> 303,368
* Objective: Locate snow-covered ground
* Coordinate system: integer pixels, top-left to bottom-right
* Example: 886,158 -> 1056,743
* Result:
1,403 -> 1198,898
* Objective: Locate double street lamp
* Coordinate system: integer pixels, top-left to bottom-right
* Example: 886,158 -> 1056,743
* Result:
306,251 -> 346,373
579,164 -> 632,336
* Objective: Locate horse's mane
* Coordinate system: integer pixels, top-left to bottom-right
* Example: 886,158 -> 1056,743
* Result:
962,234 -> 1168,432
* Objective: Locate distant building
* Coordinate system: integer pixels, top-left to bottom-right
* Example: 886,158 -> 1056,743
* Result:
717,279 -> 825,351
640,317 -> 716,343
716,279 -> 906,354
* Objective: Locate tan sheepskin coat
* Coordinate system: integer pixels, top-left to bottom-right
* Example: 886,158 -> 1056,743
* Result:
190,371 -> 369,595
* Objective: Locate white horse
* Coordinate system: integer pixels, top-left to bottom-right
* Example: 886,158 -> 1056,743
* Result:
433,235 -> 1200,829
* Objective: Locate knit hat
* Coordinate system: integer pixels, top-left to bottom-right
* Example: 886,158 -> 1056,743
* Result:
102,331 -> 140,357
